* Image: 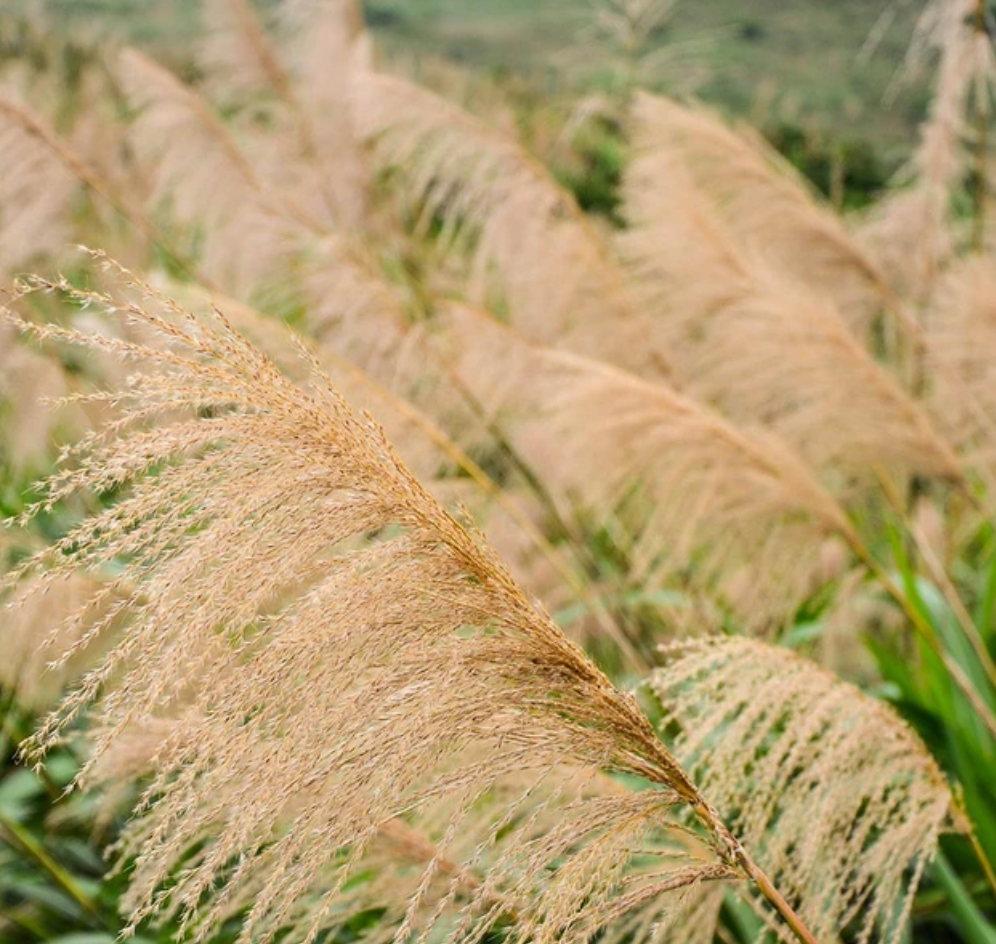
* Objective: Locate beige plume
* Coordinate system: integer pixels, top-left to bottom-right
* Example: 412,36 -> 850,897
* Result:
859,0 -> 995,301
651,637 -> 955,944
199,0 -> 371,230
628,92 -> 891,331
0,573 -> 116,712
117,48 -> 313,296
436,306 -> 854,631
0,90 -> 79,272
927,255 -> 996,479
280,0 -> 372,227
353,69 -> 672,379
620,135 -> 961,486
6,258 -> 775,944
198,0 -> 294,105
0,326 -> 72,472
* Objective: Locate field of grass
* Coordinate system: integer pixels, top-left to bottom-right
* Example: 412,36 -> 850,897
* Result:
1,3 -> 995,944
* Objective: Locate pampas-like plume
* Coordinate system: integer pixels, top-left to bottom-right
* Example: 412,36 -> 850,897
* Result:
118,48 -> 314,295
436,306 -> 854,631
0,91 -> 79,272
620,128 -> 961,487
10,258 -> 836,944
90,716 -> 720,944
199,0 -> 296,106
353,70 -> 672,379
650,637 -> 956,944
279,0 -> 372,227
927,255 -> 996,478
627,93 -> 891,330
300,237 -> 416,376
159,280 -> 650,671
859,0 -> 995,300
199,0 -> 371,230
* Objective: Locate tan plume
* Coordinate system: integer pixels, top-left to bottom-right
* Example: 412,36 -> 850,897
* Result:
199,0 -> 371,229
353,69 -> 672,379
0,90 -> 79,272
279,0 -> 372,227
117,48 -> 313,295
650,637 -> 956,944
627,92 -> 892,331
436,305 -> 854,631
199,0 -> 296,105
927,255 -> 996,479
620,132 -> 961,487
0,325 -> 73,472
9,257 -> 822,944
859,0 -> 996,301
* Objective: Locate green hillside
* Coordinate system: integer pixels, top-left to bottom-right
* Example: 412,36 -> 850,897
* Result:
9,0 -> 930,158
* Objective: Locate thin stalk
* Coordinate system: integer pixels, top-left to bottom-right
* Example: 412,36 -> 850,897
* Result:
739,853 -> 820,944
954,783 -> 996,903
686,798 -> 820,944
969,822 -> 996,903
935,852 -> 996,944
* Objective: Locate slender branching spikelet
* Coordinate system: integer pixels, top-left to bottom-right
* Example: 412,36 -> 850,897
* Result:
118,49 -> 312,295
927,255 -> 996,476
628,93 -> 891,330
0,572 -> 114,711
650,638 -> 956,944
353,70 -> 672,379
5,257 -> 748,944
0,91 -> 79,271
859,0 -> 995,300
92,720 -> 722,944
620,136 -> 961,486
166,279 -> 460,485
437,306 -> 855,630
